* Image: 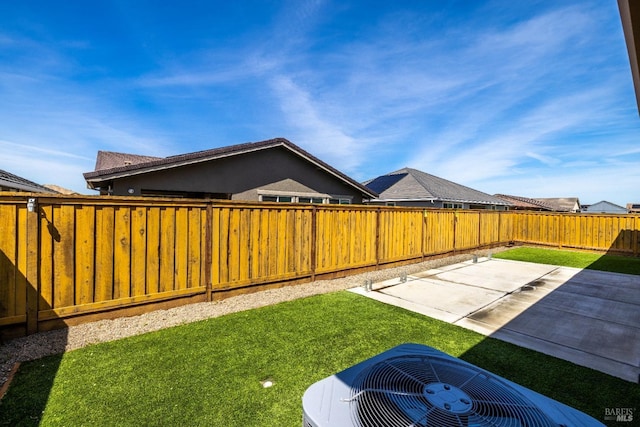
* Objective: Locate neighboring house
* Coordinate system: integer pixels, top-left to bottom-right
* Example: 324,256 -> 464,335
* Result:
0,169 -> 59,193
363,167 -> 511,210
494,194 -> 555,211
582,201 -> 628,214
627,203 -> 640,213
42,184 -> 78,195
84,138 -> 377,204
533,197 -> 581,213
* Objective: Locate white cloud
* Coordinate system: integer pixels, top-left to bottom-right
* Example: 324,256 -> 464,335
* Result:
269,75 -> 362,170
0,0 -> 635,205
0,140 -> 93,193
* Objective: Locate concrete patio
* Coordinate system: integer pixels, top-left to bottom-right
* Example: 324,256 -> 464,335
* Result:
350,257 -> 640,383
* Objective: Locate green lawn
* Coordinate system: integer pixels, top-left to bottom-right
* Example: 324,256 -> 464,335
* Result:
1,291 -> 637,426
493,246 -> 640,275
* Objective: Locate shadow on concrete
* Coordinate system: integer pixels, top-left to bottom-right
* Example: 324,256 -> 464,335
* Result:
455,232 -> 640,423
457,259 -> 640,383
350,231 -> 640,423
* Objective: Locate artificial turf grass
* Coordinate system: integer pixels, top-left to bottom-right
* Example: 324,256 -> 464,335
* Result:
2,292 -> 638,426
493,246 -> 640,275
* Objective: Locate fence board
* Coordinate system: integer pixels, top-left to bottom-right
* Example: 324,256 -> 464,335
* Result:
159,207 -> 176,293
249,209 -> 261,281
131,207 -> 147,296
114,206 -> 131,300
15,207 -> 28,323
146,207 -> 161,295
175,207 -> 189,291
187,208 -> 203,290
0,205 -> 17,320
39,204 -> 54,310
52,205 -> 74,309
276,208 -> 288,276
95,206 -> 114,303
75,205 -> 95,305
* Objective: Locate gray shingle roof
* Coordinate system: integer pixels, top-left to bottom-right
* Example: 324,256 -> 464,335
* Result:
94,151 -> 163,171
365,168 -> 509,205
583,200 -> 627,213
0,169 -> 58,193
494,194 -> 555,210
533,197 -> 580,212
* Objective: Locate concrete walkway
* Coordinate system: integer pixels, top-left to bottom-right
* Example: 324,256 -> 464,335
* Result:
350,257 -> 640,383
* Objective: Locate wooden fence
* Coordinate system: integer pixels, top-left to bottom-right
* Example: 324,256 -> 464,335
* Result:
0,194 -> 638,336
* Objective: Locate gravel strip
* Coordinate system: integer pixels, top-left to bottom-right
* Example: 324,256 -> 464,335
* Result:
0,249 -> 506,390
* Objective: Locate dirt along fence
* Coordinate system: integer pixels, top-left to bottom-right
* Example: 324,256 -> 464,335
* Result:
1,194 -> 638,337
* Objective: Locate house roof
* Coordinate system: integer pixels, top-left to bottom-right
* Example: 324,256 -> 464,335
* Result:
494,194 -> 555,211
582,200 -> 628,213
0,169 -> 59,193
533,197 -> 581,212
84,138 -> 378,198
94,151 -> 163,171
364,167 -> 510,206
619,0 -> 640,114
42,184 -> 78,195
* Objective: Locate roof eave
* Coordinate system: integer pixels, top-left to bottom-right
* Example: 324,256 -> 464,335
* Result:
0,179 -> 57,193
619,0 -> 640,115
372,197 -> 511,206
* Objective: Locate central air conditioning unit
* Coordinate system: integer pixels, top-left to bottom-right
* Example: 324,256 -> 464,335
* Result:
302,343 -> 604,427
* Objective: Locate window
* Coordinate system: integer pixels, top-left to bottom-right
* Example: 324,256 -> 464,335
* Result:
329,198 -> 351,205
260,195 -> 292,203
140,189 -> 231,199
443,203 -> 463,209
260,193 -> 351,204
299,197 -> 324,204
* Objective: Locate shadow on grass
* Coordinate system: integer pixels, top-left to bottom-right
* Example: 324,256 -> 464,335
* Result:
459,337 -> 640,423
0,215 -> 67,426
0,354 -> 63,426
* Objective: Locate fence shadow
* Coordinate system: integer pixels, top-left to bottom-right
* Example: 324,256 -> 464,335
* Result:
0,248 -> 67,425
458,231 -> 640,421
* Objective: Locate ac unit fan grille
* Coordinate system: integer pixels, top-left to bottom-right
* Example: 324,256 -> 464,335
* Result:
349,355 -> 558,427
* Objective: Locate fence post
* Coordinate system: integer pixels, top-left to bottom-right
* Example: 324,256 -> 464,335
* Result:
205,202 -> 213,302
421,210 -> 426,261
452,211 -> 458,253
478,211 -> 482,248
634,215 -> 639,257
558,214 -> 564,249
25,197 -> 40,334
310,206 -> 317,281
375,208 -> 381,267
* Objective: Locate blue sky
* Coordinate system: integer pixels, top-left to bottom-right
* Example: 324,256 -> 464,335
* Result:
1,1 -> 638,206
